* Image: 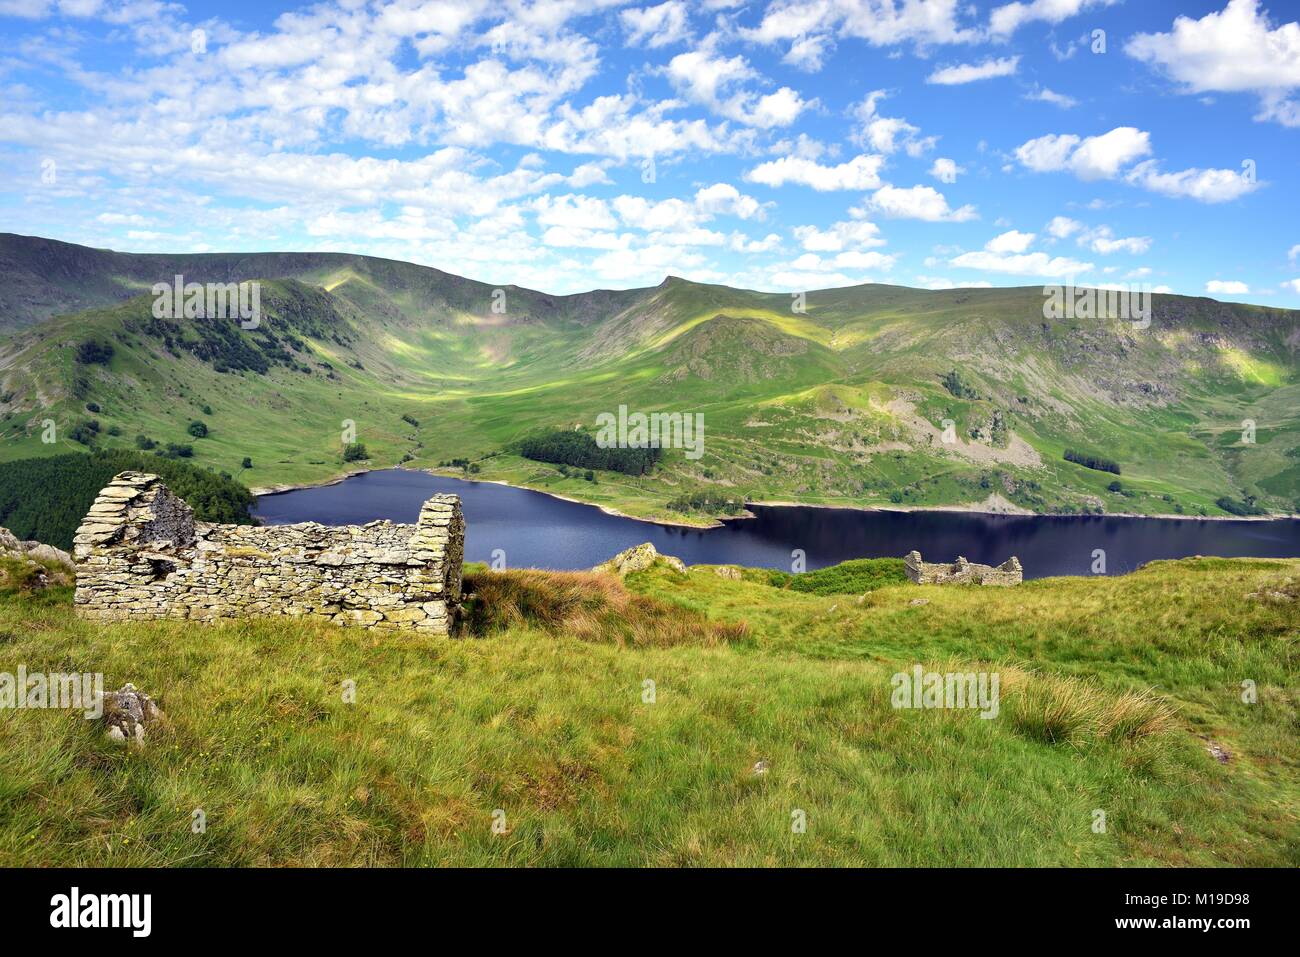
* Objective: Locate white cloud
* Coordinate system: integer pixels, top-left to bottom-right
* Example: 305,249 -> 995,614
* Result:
743,0 -> 981,67
794,220 -> 887,252
1015,126 -> 1154,180
985,230 -> 1036,254
1023,87 -> 1078,108
1283,278 -> 1300,293
950,250 -> 1095,277
693,182 -> 764,219
926,56 -> 1019,85
665,44 -> 813,128
869,185 -> 977,222
915,275 -> 994,289
1124,160 -> 1260,203
1125,0 -> 1300,127
1078,225 -> 1152,255
990,0 -> 1120,37
1289,244 -> 1300,262
1046,215 -> 1083,238
621,1 -> 691,48
852,90 -> 936,156
1206,279 -> 1250,294
745,153 -> 885,191
928,157 -> 965,182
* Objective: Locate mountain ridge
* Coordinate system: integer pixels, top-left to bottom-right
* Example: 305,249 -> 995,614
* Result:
0,233 -> 1297,521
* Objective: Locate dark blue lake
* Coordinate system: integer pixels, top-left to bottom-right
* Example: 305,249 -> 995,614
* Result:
252,469 -> 1300,578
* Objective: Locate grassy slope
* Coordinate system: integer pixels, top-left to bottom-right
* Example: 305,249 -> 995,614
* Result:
0,556 -> 1295,866
1,237 -> 1298,521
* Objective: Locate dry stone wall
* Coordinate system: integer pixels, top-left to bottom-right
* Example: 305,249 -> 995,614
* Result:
73,471 -> 464,634
904,550 -> 1022,586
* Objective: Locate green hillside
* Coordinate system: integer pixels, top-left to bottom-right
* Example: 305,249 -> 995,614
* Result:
1,555 -> 1296,866
1,234 -> 1297,521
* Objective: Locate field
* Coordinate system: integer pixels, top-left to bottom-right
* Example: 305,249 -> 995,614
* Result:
1,555 -> 1296,866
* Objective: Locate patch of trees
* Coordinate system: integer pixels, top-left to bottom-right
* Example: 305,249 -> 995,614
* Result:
75,340 -> 114,365
401,414 -> 420,427
519,429 -> 661,476
1064,448 -> 1121,475
0,449 -> 255,550
1215,495 -> 1267,516
941,369 -> 978,399
343,442 -> 368,462
666,490 -> 747,515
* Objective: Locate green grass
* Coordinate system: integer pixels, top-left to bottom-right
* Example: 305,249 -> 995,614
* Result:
0,556 -> 1295,866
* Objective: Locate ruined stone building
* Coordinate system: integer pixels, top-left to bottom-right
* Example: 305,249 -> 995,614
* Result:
73,472 -> 464,634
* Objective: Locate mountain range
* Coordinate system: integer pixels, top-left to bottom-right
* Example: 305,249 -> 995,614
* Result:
1,232 -> 1297,521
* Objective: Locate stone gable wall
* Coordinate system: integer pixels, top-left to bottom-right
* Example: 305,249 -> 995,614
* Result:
904,550 -> 1022,586
73,471 -> 464,634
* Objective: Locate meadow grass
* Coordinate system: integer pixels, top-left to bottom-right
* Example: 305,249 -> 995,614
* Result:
0,557 -> 1295,867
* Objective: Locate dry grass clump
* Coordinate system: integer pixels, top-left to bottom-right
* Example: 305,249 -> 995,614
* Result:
461,569 -> 748,647
999,666 -> 1177,746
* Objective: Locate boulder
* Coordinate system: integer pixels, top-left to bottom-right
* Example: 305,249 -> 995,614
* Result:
593,542 -> 687,576
101,683 -> 167,747
0,525 -> 76,590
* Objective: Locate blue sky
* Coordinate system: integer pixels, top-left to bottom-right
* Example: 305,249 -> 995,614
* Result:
1,0 -> 1298,302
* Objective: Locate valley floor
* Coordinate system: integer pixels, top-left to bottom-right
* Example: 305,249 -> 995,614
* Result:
0,557 -> 1296,867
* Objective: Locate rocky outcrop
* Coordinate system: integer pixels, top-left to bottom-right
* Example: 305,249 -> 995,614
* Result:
905,550 -> 1022,586
101,683 -> 166,746
0,526 -> 75,590
73,472 -> 464,634
593,542 -> 686,576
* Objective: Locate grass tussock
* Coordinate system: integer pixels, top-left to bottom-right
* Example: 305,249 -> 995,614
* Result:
1000,666 -> 1178,746
462,568 -> 748,647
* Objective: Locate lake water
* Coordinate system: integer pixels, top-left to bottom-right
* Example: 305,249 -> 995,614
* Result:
252,469 -> 1300,578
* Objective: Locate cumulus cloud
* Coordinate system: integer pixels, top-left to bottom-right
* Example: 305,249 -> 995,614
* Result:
985,230 -> 1036,254
1015,127 -> 1152,180
621,1 -> 691,48
1023,87 -> 1078,108
1124,160 -> 1260,203
928,157 -> 965,182
745,154 -> 885,191
869,185 -> 977,222
1078,225 -> 1152,255
794,219 -> 887,252
1125,0 -> 1300,127
1206,279 -> 1250,294
926,56 -> 1019,85
665,44 -> 813,128
1046,215 -> 1083,238
990,0 -> 1120,37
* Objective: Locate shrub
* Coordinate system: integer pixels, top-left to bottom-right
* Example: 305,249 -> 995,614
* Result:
461,568 -> 748,648
342,442 -> 368,462
401,414 -> 419,427
163,443 -> 193,458
241,457 -> 252,469
187,420 -> 209,438
134,434 -> 157,450
767,558 -> 908,595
